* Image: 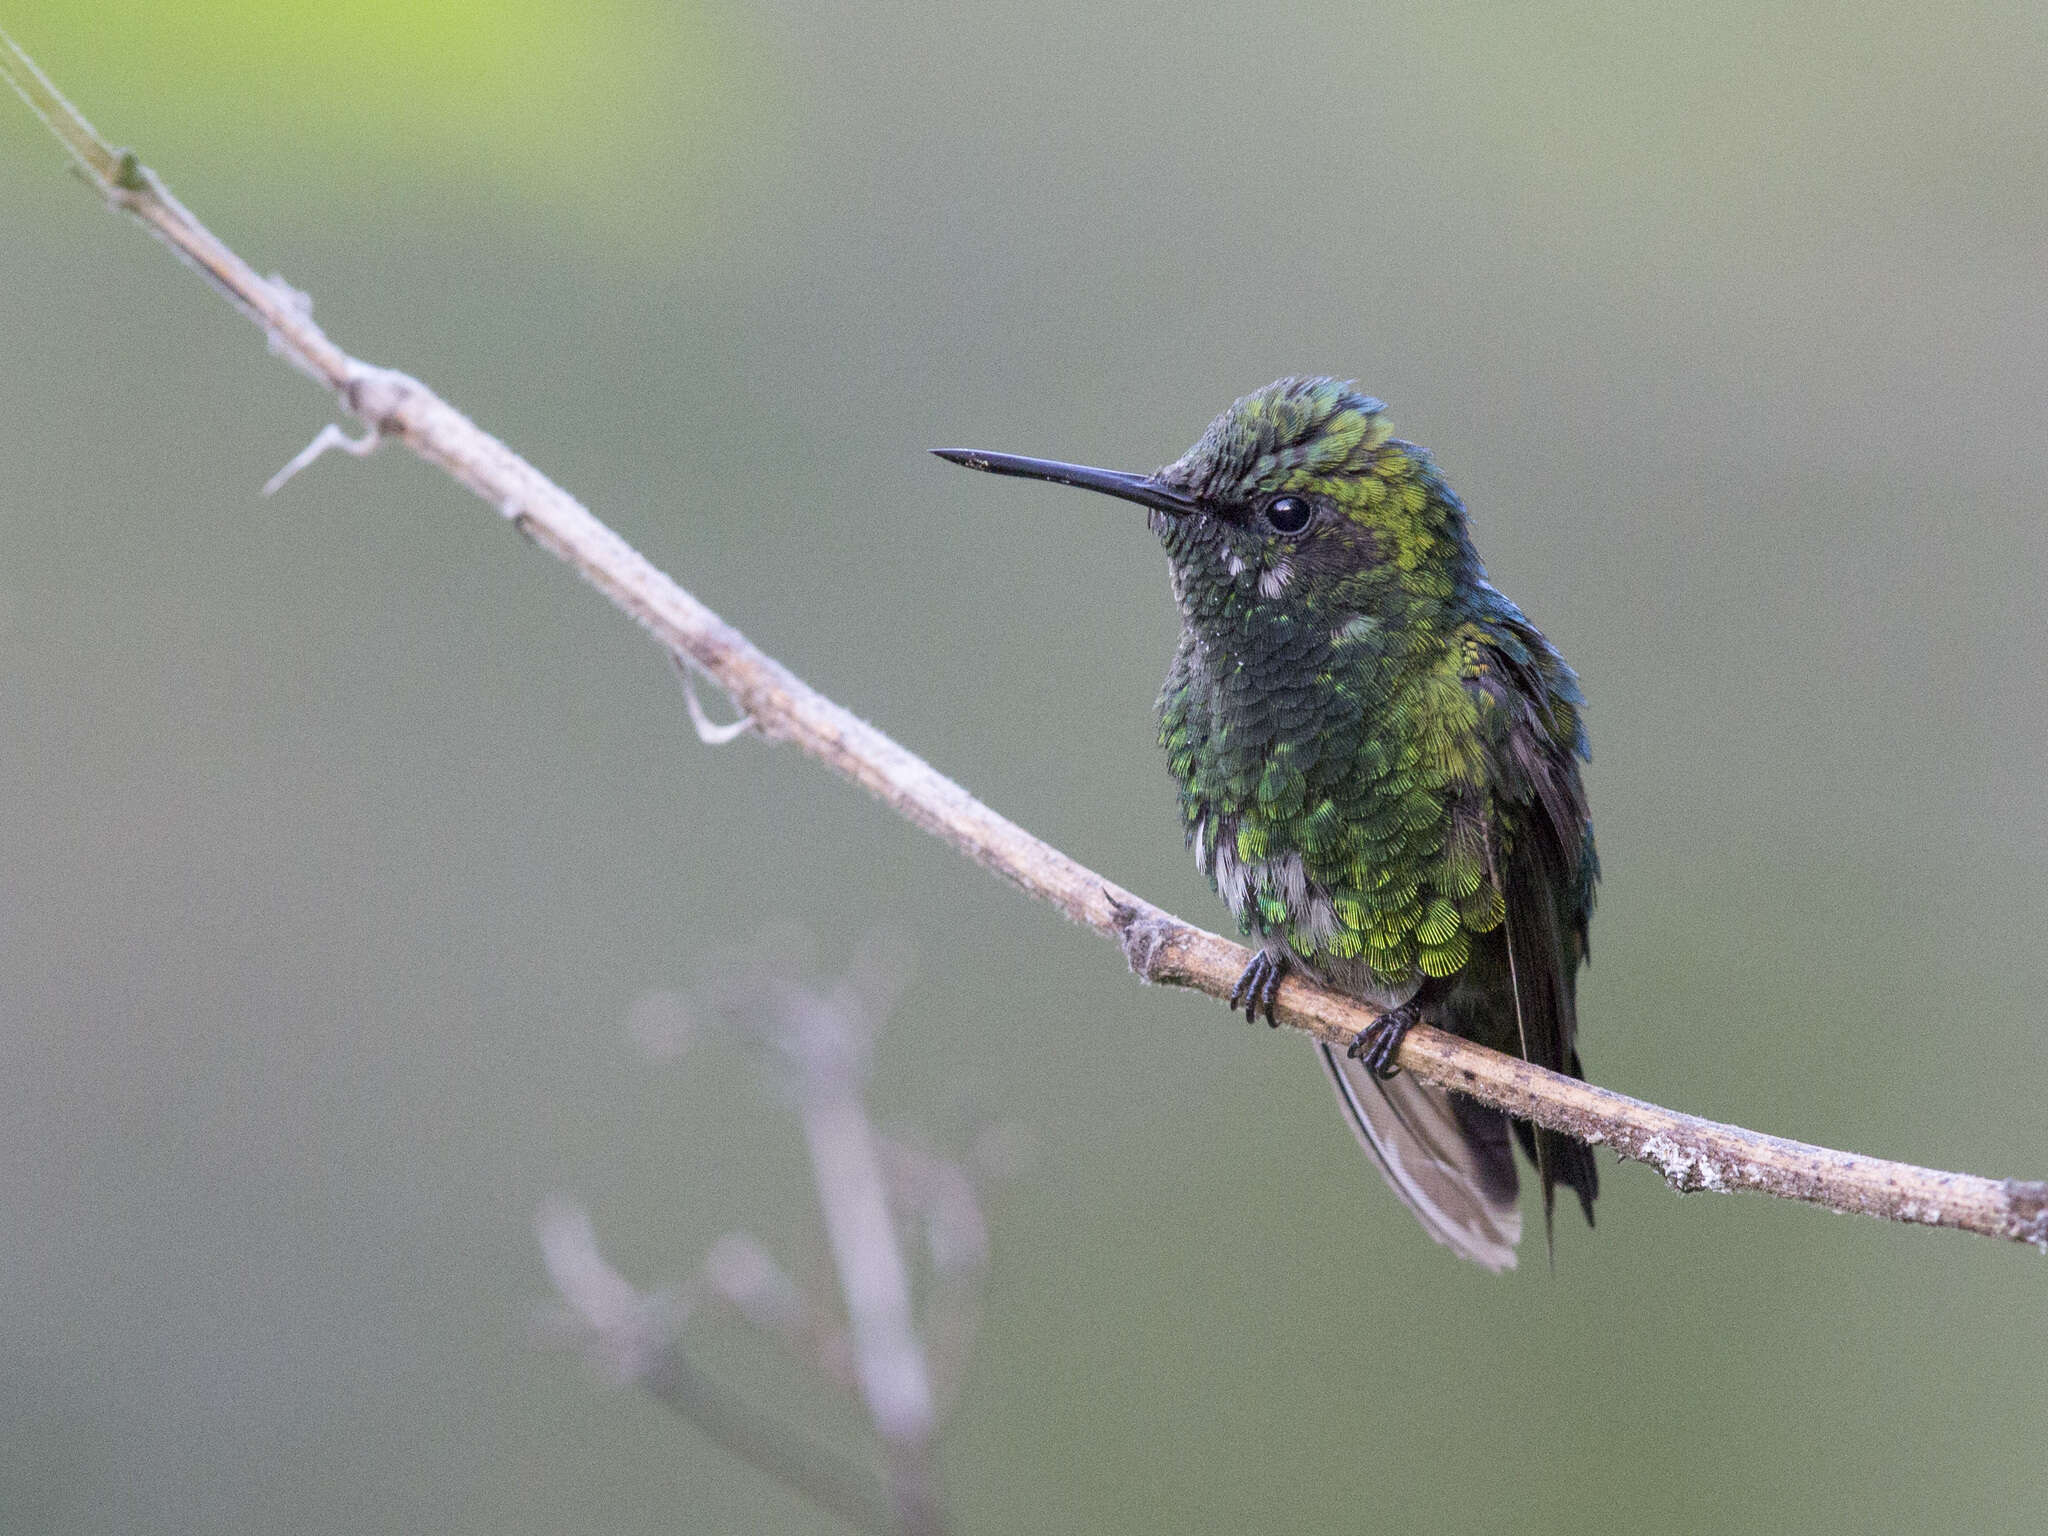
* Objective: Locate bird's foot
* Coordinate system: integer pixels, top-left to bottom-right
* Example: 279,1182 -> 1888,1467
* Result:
1346,1001 -> 1421,1080
1228,950 -> 1288,1026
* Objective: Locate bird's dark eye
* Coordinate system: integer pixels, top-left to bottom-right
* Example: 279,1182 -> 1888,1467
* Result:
1263,494 -> 1313,535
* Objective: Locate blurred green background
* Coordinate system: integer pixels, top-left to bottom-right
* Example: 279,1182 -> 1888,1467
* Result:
3,2 -> 2043,1531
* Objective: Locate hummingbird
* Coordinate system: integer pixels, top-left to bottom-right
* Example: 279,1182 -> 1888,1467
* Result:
937,377 -> 1599,1268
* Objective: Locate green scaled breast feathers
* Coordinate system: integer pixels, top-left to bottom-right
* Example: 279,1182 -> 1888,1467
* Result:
1151,378 -> 1594,989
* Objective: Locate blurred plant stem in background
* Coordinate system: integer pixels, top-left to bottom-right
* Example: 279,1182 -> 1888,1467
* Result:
541,942 -> 1017,1534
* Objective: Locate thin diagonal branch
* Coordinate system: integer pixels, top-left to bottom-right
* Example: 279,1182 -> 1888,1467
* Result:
6,36 -> 2042,1254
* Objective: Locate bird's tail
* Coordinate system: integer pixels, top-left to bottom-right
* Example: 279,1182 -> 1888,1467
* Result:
1510,1048 -> 1600,1234
1317,1042 -> 1523,1271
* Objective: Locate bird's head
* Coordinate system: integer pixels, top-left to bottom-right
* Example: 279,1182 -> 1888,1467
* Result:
936,377 -> 1474,621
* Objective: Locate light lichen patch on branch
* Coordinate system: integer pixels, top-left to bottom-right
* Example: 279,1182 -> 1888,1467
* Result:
1637,1134 -> 1733,1195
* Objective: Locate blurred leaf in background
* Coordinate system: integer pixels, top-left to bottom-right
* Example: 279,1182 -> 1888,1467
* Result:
5,0 -> 776,224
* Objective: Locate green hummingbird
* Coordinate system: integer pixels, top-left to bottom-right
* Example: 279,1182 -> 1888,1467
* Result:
937,377 -> 1600,1268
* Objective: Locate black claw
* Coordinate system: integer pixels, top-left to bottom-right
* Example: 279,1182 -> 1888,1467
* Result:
1346,1002 -> 1419,1080
1226,958 -> 1257,1021
1229,951 -> 1288,1026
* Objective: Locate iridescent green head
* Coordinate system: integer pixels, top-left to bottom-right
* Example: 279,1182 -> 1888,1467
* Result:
935,376 -> 1478,615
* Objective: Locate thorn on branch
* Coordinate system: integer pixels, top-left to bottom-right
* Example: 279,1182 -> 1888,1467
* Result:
265,274 -> 314,320
671,652 -> 755,745
261,421 -> 381,496
111,147 -> 147,193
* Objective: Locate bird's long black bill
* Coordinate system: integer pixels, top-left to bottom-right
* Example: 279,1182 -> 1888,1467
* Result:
931,448 -> 1196,516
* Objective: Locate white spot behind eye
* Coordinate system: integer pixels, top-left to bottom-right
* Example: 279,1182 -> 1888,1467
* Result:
1258,560 -> 1293,599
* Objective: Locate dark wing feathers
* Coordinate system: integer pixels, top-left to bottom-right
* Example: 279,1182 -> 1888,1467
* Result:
1473,631 -> 1600,1231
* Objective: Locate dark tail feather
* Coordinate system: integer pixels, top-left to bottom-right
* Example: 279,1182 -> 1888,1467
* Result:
1509,1078 -> 1599,1230
1448,1093 -> 1521,1205
1318,1043 -> 1524,1271
1515,1123 -> 1598,1226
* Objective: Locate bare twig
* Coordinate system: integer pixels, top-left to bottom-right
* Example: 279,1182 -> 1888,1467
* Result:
261,420 -> 381,496
602,950 -> 964,1531
536,1202 -> 898,1536
689,950 -> 950,1533
700,1232 -> 859,1394
877,1136 -> 993,1422
794,1025 -> 946,1536
671,653 -> 755,746
690,1130 -> 1001,1420
5,36 -> 2042,1254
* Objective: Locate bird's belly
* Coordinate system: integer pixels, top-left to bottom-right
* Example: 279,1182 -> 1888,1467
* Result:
1297,950 -> 1424,1013
1199,810 -> 1422,1013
